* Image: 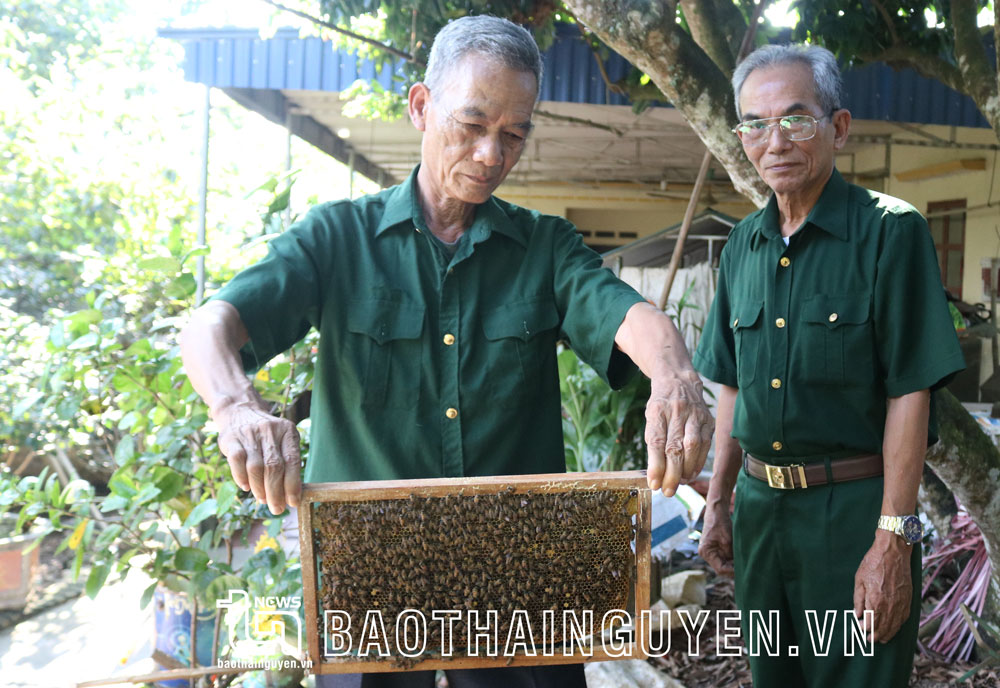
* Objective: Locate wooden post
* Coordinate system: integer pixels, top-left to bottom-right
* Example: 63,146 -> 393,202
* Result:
657,150 -> 713,311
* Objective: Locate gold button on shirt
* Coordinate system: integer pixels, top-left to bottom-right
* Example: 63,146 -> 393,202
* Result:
443,333 -> 455,345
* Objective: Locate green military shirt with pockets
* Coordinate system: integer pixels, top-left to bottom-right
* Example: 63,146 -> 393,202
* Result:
212,166 -> 645,483
694,169 -> 965,461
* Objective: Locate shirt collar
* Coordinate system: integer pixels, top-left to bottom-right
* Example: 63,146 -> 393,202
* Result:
751,168 -> 850,248
374,166 -> 422,235
375,165 -> 528,247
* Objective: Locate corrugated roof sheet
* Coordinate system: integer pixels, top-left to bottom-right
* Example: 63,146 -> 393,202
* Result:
158,23 -> 991,129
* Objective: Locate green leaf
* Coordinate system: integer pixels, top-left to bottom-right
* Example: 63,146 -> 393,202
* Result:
216,481 -> 239,513
180,245 -> 210,264
134,483 -> 162,504
125,339 -> 152,357
72,545 -> 85,580
139,582 -> 158,609
86,563 -> 111,598
107,468 -> 137,498
137,256 -> 182,273
165,273 -> 196,299
67,309 -> 103,327
94,524 -> 123,549
204,574 -> 245,605
99,494 -> 130,512
153,468 -> 185,502
50,322 -> 66,348
67,332 -> 99,350
267,187 -> 291,215
245,176 -> 279,198
114,435 -> 136,466
174,546 -> 209,572
165,494 -> 194,523
12,391 -> 44,418
182,498 -> 217,529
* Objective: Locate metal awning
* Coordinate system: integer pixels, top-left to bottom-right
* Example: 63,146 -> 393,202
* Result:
158,23 -> 991,189
602,209 -> 739,268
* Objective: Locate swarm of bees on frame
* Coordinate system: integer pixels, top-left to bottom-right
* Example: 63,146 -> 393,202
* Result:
313,487 -> 638,664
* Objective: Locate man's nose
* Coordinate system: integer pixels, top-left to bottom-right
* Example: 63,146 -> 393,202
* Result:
472,134 -> 503,167
764,123 -> 792,153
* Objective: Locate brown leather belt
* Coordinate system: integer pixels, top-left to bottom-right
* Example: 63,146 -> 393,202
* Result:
744,453 -> 883,489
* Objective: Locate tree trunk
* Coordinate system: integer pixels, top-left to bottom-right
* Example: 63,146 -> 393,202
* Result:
566,0 -> 770,207
926,390 -> 1000,623
918,463 -> 959,540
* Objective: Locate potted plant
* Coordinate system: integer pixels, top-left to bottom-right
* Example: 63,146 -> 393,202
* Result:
0,511 -> 48,610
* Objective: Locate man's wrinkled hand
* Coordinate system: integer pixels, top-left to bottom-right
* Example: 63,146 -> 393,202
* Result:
645,370 -> 714,497
699,502 -> 735,577
215,400 -> 302,515
853,532 -> 913,643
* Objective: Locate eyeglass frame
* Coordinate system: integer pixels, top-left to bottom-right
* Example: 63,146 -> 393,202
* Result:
731,110 -> 838,146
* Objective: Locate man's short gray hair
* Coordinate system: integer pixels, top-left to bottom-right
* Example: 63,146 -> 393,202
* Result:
424,15 -> 543,100
732,44 -> 842,119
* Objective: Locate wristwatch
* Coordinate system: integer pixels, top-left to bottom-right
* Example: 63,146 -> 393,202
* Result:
877,514 -> 923,545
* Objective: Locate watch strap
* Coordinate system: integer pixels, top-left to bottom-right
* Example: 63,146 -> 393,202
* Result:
877,515 -> 904,535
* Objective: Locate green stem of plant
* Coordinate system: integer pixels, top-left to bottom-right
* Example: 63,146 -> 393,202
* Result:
114,367 -> 179,420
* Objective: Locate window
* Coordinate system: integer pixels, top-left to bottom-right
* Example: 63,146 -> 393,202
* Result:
928,199 -> 966,299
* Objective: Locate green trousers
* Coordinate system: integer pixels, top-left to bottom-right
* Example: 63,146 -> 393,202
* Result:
732,468 -> 920,688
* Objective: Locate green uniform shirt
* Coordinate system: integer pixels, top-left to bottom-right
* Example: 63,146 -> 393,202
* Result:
213,166 -> 644,483
694,169 -> 964,461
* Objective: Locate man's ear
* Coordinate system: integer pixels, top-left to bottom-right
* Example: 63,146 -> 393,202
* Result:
832,108 -> 852,151
408,82 -> 431,132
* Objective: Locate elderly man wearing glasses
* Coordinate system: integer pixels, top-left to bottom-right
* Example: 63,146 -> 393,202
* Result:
694,44 -> 964,688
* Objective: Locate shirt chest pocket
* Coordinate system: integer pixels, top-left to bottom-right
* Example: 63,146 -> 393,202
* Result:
347,297 -> 425,409
800,294 -> 874,386
482,298 -> 560,408
731,301 -> 764,388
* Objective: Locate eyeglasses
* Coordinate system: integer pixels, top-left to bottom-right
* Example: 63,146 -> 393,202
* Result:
732,113 -> 833,146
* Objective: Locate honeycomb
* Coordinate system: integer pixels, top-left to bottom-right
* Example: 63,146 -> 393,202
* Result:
312,487 -> 638,663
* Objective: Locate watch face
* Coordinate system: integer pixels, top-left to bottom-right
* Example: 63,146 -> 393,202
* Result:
901,515 -> 923,544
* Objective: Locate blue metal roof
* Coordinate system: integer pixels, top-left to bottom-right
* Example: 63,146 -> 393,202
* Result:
844,59 -> 989,128
159,23 -> 990,128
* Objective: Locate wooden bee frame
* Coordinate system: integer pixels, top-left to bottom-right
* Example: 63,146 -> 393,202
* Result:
298,470 -> 652,673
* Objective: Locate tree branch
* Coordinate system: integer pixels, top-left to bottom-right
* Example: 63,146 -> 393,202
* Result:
258,0 -> 423,65
926,390 -> 1000,623
566,0 -> 770,206
534,108 -> 624,136
679,0 -> 737,74
862,45 -> 965,94
869,0 -> 901,47
576,23 -> 626,100
949,0 -> 996,107
709,0 -> 751,60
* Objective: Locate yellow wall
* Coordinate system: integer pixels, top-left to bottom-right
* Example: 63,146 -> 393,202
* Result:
496,182 -> 756,245
880,129 -> 1000,304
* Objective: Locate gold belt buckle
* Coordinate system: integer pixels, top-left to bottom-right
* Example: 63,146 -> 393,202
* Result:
765,463 -> 808,489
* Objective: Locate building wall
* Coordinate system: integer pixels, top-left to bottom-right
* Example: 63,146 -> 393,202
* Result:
500,124 -> 998,310
877,128 -> 1000,305
496,182 -> 756,247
